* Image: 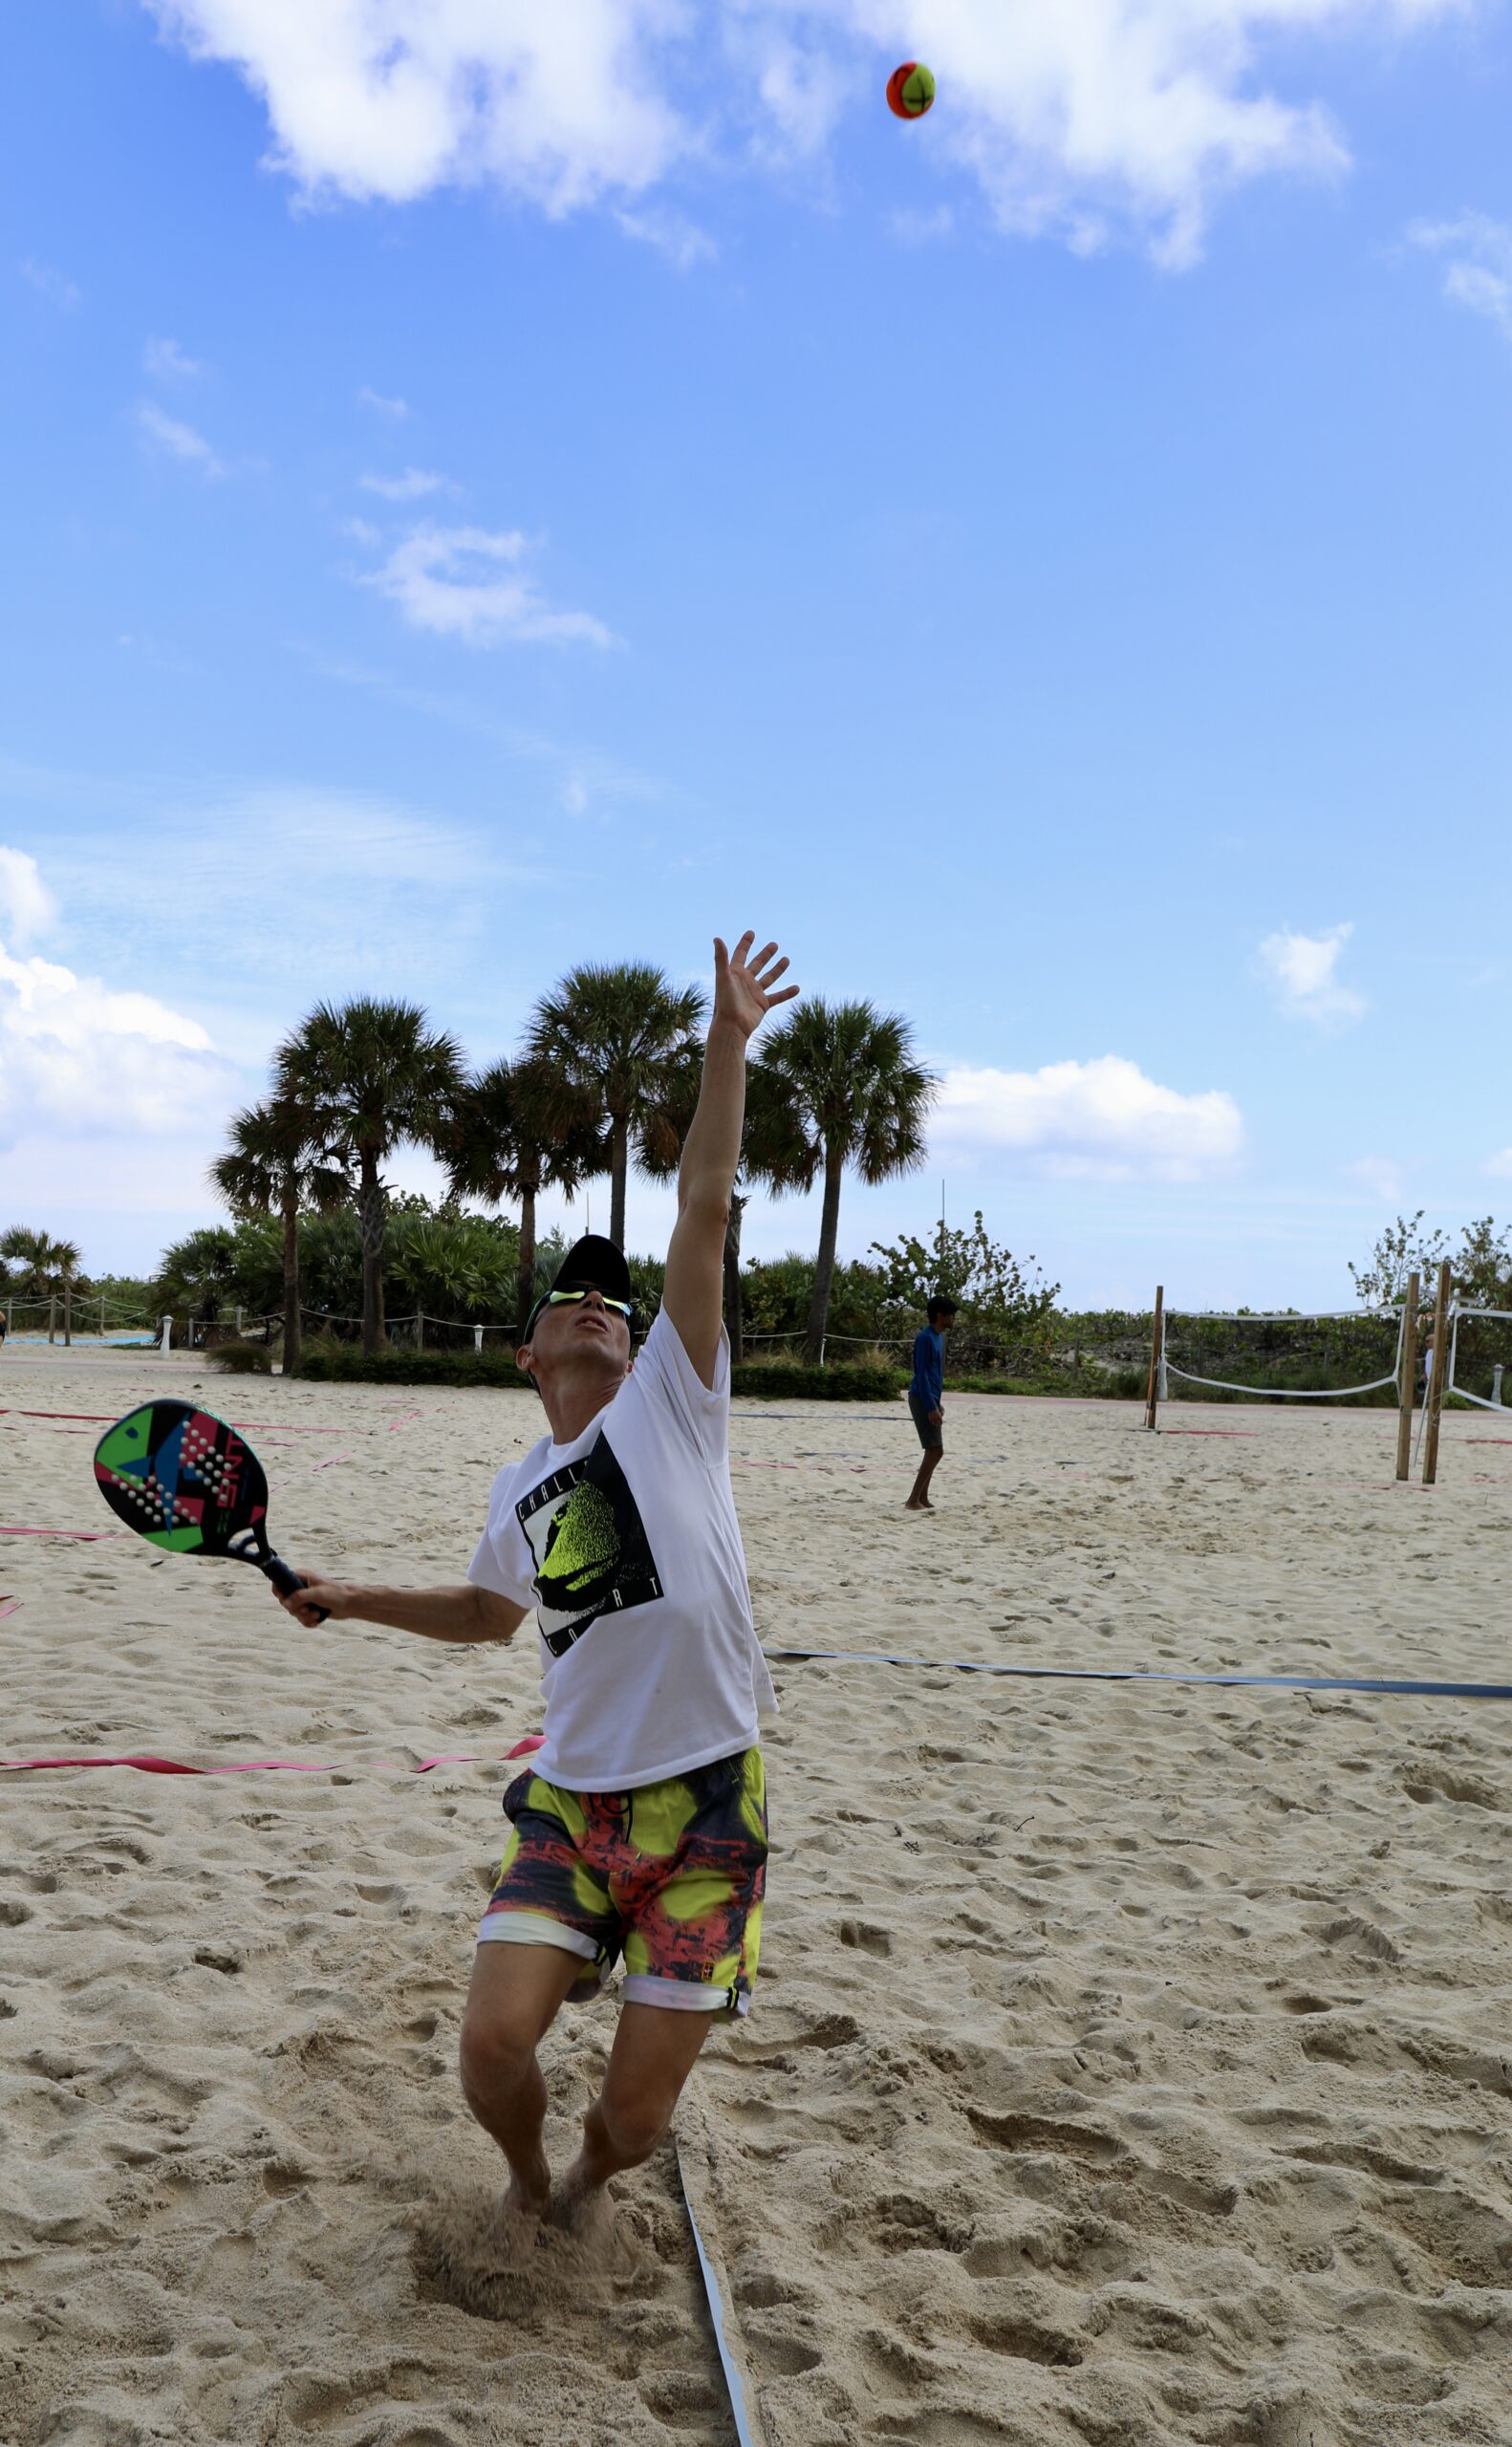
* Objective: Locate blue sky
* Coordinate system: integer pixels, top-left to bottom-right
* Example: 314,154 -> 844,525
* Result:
3,0 -> 1510,1305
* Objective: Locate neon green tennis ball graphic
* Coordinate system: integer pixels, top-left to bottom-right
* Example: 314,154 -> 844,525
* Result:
540,1484 -> 618,1602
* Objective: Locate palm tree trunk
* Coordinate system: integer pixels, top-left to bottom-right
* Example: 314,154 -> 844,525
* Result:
63,1280 -> 72,1347
724,1191 -> 745,1364
609,1121 -> 629,1250
517,1182 -> 537,1338
803,1146 -> 844,1366
281,1189 -> 302,1377
358,1150 -> 387,1355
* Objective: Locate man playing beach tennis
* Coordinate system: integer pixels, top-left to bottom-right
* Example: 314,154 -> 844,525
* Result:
277,932 -> 795,2236
905,1293 -> 956,1510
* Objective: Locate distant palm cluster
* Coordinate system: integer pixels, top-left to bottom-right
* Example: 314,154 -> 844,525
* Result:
203,964 -> 935,1375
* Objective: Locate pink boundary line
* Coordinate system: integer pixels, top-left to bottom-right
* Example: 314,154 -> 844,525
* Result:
0,1407 -> 349,1435
0,1597 -> 18,1619
1,1735 -> 547,1779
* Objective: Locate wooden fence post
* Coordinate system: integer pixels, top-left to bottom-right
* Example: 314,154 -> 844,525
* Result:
63,1282 -> 72,1347
1145,1287 -> 1164,1432
48,1294 -> 56,1345
1421,1261 -> 1452,1486
1395,1270 -> 1419,1483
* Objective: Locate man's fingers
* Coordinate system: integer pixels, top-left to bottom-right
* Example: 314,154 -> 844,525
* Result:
731,929 -> 755,963
767,985 -> 800,1006
757,953 -> 789,987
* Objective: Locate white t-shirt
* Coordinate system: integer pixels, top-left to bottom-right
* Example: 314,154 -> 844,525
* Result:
468,1308 -> 777,1792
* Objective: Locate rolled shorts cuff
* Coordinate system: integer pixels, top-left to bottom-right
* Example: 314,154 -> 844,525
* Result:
477,1907 -> 603,1968
621,1970 -> 752,2016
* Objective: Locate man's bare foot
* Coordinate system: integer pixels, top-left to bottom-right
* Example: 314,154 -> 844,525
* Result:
502,2153 -> 551,2227
551,2156 -> 619,2251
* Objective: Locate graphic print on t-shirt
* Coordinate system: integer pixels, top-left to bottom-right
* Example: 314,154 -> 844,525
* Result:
516,1432 -> 663,1658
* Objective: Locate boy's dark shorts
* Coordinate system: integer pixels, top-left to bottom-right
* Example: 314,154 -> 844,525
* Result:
908,1391 -> 942,1450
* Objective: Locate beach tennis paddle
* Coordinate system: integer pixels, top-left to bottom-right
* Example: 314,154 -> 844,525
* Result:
93,1400 -> 326,1621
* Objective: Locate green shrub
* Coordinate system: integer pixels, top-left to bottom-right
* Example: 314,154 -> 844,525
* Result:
294,1338 -> 531,1389
206,1339 -> 274,1375
729,1362 -> 899,1401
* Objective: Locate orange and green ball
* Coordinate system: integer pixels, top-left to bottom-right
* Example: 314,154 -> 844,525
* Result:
886,60 -> 936,119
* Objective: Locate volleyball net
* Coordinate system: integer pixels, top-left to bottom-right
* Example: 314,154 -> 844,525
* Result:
1157,1307 -> 1406,1405
1446,1308 -> 1512,1413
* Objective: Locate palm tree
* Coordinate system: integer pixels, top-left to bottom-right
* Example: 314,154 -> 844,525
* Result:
748,1001 -> 936,1364
444,1056 -> 606,1333
209,1097 -> 349,1376
528,964 -> 706,1250
1,1227 -> 83,1342
276,1000 -> 465,1355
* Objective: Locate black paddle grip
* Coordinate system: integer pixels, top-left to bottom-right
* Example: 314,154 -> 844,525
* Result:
265,1555 -> 329,1624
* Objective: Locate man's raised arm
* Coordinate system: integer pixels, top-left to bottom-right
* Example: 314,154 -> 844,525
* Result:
662,932 -> 798,1388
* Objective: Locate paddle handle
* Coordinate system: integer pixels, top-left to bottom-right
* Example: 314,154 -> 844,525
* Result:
264,1555 -> 328,1624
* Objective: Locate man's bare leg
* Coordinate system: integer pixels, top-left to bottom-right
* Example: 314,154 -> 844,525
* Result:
906,1445 -> 942,1509
459,1939 -> 588,2221
556,2001 -> 716,2234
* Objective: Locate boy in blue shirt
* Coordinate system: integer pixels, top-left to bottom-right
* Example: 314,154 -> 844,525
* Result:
905,1294 -> 957,1510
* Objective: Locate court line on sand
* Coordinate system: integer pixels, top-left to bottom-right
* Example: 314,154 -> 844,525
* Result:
764,1647 -> 1512,1700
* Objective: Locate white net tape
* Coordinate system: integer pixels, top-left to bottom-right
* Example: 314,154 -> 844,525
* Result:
1160,1308 -> 1405,1402
1447,1307 -> 1512,1414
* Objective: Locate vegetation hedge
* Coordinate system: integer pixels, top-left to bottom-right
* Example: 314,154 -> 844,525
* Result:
291,1343 -> 532,1389
730,1362 -> 898,1401
286,1344 -> 900,1399
205,1339 -> 273,1375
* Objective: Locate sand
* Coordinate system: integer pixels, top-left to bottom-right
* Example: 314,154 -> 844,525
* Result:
3,1352 -> 1511,2446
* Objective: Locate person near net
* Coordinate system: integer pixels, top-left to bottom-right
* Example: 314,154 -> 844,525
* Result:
274,932 -> 795,2240
905,1293 -> 957,1510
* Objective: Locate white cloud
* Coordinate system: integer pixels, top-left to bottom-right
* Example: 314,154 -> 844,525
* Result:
1410,213 -> 1512,338
359,466 -> 449,499
615,206 -> 717,270
1485,1148 -> 1512,1180
0,847 -> 56,946
146,0 -> 685,213
19,256 -> 80,310
135,401 -> 227,477
358,385 -> 411,417
932,1054 -> 1243,1181
142,0 -> 1465,264
0,938 -> 234,1152
1257,922 -> 1366,1025
1347,1156 -> 1404,1202
357,525 -> 617,647
143,335 -> 205,380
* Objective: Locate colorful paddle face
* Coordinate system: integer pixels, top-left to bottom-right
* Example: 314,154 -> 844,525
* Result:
94,1400 -> 318,1613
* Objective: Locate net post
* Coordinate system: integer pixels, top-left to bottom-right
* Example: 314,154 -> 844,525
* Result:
1145,1287 -> 1164,1431
1421,1261 -> 1452,1486
1395,1270 -> 1419,1483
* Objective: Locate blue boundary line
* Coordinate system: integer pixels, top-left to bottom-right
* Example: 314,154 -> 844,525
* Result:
674,2133 -> 760,2447
763,1647 -> 1512,1700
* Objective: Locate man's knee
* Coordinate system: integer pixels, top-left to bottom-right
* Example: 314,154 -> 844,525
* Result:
595,2087 -> 674,2167
459,2007 -> 538,2100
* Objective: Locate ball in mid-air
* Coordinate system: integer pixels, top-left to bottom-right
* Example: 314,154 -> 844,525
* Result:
886,60 -> 936,119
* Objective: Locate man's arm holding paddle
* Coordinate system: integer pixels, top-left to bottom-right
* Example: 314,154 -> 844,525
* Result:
663,932 -> 798,1388
278,1577 -> 525,1642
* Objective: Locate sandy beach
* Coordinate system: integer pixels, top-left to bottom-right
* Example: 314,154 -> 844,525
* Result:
3,1355 -> 1511,2446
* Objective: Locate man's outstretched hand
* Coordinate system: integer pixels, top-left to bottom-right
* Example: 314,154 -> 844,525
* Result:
712,932 -> 799,1040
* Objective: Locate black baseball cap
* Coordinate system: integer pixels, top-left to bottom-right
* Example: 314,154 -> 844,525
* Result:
521,1233 -> 635,1342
